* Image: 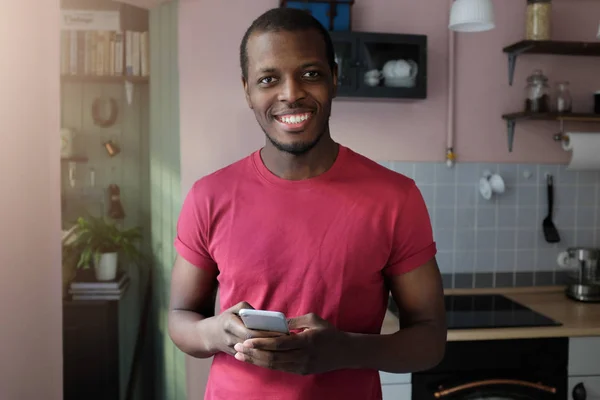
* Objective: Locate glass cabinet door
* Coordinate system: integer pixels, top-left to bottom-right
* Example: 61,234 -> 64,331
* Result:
356,32 -> 426,99
330,32 -> 357,96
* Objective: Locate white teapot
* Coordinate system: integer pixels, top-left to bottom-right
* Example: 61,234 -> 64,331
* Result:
382,59 -> 418,88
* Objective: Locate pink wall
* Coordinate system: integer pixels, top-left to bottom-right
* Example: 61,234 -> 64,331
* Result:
455,0 -> 600,163
0,1 -> 63,399
178,0 -> 600,396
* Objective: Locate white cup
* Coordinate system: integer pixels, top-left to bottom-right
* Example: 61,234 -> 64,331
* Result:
489,174 -> 505,194
479,170 -> 506,200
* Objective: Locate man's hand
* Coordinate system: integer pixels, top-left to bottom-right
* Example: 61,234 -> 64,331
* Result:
233,312 -> 347,375
209,301 -> 285,357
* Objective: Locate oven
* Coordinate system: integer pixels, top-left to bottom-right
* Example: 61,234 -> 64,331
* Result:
387,294 -> 568,400
411,337 -> 568,400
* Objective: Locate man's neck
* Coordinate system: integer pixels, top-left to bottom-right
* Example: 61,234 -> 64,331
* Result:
260,136 -> 339,181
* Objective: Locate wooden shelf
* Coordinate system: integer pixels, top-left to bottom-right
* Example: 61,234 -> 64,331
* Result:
502,112 -> 600,123
501,112 -> 600,152
61,156 -> 89,163
502,40 -> 600,85
503,40 -> 600,57
61,75 -> 149,84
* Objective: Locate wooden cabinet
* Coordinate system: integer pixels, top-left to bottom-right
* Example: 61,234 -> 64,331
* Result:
62,300 -> 121,400
330,31 -> 427,100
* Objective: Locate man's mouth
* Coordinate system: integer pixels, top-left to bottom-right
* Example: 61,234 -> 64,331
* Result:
273,112 -> 313,131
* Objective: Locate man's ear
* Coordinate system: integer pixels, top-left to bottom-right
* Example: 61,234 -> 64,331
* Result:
242,76 -> 253,109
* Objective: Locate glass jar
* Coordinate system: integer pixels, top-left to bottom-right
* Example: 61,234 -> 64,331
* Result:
525,69 -> 550,113
526,0 -> 552,41
555,81 -> 572,113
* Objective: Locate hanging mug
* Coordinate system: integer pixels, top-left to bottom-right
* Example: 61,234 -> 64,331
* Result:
103,140 -> 121,157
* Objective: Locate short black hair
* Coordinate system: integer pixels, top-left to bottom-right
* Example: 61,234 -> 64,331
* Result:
240,7 -> 336,80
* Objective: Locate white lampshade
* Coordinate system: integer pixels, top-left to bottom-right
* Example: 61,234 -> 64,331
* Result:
449,0 -> 495,32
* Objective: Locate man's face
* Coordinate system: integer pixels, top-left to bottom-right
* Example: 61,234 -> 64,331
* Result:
243,29 -> 337,155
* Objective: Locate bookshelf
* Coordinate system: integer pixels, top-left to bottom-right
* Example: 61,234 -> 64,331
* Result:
60,0 -> 149,80
59,2 -> 151,398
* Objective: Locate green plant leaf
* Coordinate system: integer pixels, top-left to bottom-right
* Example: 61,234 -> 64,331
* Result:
63,215 -> 146,271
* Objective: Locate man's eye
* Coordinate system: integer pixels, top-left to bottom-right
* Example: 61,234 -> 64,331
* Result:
304,71 -> 320,79
259,77 -> 276,84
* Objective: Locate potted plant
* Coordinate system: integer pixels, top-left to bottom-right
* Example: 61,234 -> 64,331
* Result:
66,215 -> 143,281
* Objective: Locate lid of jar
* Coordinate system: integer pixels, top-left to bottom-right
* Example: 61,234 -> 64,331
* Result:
527,69 -> 548,83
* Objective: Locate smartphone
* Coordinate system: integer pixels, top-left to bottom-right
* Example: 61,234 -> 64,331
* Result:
238,309 -> 289,334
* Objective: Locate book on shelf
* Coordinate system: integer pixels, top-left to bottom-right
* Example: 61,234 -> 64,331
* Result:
71,291 -> 126,300
69,269 -> 131,300
60,29 -> 149,78
70,268 -> 128,289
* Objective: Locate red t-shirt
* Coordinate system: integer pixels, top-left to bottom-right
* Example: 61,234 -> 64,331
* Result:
174,144 -> 436,400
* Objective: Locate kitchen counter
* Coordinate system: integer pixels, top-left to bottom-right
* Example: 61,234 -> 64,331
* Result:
381,286 -> 600,341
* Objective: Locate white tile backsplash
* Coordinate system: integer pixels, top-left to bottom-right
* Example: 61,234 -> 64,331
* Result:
379,161 -> 600,288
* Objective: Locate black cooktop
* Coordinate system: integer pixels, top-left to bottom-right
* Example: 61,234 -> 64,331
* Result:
387,294 -> 562,330
444,294 -> 562,329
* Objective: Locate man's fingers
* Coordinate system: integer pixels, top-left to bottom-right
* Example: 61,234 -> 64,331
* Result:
235,347 -> 299,363
234,345 -> 306,373
225,315 -> 284,341
229,301 -> 254,314
243,333 -> 304,351
287,316 -> 311,331
235,344 -> 300,361
287,313 -> 323,330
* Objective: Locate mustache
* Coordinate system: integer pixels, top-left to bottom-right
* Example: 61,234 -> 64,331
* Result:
271,103 -> 315,116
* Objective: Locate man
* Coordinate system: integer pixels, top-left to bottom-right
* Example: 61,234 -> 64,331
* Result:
168,7 -> 446,400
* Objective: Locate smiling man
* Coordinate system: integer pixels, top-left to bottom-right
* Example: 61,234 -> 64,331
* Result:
168,7 -> 446,400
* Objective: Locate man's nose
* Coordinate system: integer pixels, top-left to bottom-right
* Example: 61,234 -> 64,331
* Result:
277,77 -> 306,104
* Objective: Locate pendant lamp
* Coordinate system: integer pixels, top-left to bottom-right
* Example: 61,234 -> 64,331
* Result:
449,0 -> 495,32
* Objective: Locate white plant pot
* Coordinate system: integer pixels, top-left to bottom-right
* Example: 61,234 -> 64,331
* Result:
95,252 -> 118,281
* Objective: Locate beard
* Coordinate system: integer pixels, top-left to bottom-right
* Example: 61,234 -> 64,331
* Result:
262,127 -> 326,155
259,108 -> 331,156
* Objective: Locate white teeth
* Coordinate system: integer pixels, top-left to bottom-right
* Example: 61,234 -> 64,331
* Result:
280,114 -> 310,124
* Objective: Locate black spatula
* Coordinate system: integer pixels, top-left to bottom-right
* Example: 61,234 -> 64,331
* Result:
543,174 -> 560,243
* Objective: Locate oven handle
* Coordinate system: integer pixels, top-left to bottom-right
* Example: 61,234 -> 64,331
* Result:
434,379 -> 557,398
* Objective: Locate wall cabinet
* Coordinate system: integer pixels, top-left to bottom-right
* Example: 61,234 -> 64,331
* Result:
330,31 -> 427,100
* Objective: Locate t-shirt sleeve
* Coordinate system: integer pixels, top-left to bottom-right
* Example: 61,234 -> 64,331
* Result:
384,182 -> 437,276
173,181 -> 218,273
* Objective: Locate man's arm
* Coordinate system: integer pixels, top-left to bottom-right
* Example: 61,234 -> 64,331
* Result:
343,257 -> 447,373
168,254 -> 221,358
168,255 -> 284,359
